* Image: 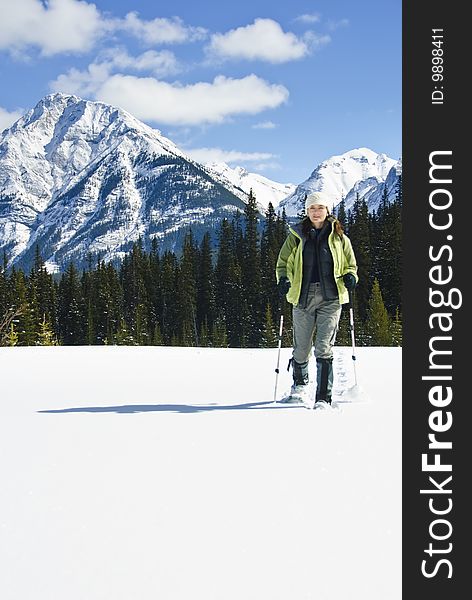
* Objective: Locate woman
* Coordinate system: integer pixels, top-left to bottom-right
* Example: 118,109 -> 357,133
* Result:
276,191 -> 358,406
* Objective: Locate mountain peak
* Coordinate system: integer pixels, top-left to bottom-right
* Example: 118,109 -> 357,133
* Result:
205,162 -> 295,210
39,92 -> 81,105
279,147 -> 397,216
21,93 -> 169,142
0,93 -> 249,270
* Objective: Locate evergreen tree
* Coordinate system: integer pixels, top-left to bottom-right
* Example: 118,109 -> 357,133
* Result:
196,232 -> 215,337
82,269 -> 96,345
105,262 -> 124,343
365,278 -> 392,346
296,193 -> 307,221
121,241 -> 150,344
6,322 -> 19,346
335,304 -> 351,347
388,187 -> 402,314
336,198 -> 347,232
115,318 -> 136,345
242,189 -> 262,346
37,314 -> 57,346
261,303 -> 277,347
135,303 -> 149,345
396,174 -> 403,208
10,269 -> 36,345
260,202 -> 280,324
212,317 -> 228,348
391,307 -> 403,347
177,231 -> 198,345
160,251 -> 179,344
231,211 -> 245,267
58,262 -> 85,344
199,317 -> 211,347
371,186 -> 402,315
152,322 -> 164,345
348,196 -> 372,320
29,246 -> 56,330
215,219 -> 245,346
148,238 -> 162,343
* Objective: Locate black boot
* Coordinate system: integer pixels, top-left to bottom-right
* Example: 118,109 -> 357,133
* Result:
291,358 -> 309,386
315,357 -> 333,404
280,358 -> 309,404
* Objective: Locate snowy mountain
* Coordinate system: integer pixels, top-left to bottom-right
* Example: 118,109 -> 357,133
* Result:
279,148 -> 400,216
344,157 -> 402,212
205,162 -> 296,211
0,93 -> 248,271
0,94 -> 401,273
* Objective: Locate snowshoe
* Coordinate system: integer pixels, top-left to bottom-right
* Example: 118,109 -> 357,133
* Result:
279,383 -> 312,404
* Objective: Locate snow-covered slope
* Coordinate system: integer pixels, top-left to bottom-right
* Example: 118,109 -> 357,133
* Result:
0,93 -> 247,271
344,157 -> 402,212
279,148 -> 398,216
205,162 -> 296,211
0,344 -> 401,600
0,95 -> 401,272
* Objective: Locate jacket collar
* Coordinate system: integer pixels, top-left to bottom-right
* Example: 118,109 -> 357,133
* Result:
290,218 -> 335,240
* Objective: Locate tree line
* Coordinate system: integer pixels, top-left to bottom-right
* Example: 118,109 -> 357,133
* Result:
0,181 -> 402,348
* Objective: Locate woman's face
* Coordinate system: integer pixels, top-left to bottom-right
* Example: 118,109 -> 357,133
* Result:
307,204 -> 328,228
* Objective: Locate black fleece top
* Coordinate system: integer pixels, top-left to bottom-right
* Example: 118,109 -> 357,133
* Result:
299,221 -> 338,307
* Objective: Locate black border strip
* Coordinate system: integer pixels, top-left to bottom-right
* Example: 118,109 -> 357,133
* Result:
403,1 -> 466,596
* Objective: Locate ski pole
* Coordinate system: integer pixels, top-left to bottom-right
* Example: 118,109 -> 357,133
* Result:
348,288 -> 358,386
273,312 -> 284,403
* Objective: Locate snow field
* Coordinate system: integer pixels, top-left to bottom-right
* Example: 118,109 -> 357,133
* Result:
0,345 -> 401,600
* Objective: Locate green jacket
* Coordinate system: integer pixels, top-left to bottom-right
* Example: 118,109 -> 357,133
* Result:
276,217 -> 358,306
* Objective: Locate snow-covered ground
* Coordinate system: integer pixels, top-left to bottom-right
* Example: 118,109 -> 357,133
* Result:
0,345 -> 401,600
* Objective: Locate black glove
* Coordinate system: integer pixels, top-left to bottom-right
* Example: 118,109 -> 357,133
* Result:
343,273 -> 357,290
278,276 -> 291,297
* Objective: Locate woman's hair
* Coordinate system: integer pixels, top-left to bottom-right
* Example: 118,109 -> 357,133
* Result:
301,215 -> 344,238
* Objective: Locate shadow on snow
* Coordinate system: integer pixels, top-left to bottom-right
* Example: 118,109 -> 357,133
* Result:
37,400 -> 302,414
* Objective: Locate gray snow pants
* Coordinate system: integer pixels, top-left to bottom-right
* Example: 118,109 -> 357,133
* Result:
292,283 -> 342,363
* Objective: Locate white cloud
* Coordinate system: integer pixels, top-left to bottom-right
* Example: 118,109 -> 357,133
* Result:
0,106 -> 24,132
0,0 -> 104,56
294,14 -> 321,24
50,49 -> 181,96
99,48 -> 181,77
51,69 -> 288,126
207,18 -> 309,63
111,50 -> 180,75
0,3 -> 207,58
93,73 -> 289,126
302,31 -> 331,50
185,147 -> 276,165
50,63 -> 111,97
252,121 -> 277,129
118,12 -> 207,45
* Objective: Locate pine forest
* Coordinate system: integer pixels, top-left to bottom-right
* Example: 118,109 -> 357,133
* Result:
0,180 -> 402,348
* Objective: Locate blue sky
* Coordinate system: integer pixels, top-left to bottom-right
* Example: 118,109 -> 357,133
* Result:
0,0 -> 401,184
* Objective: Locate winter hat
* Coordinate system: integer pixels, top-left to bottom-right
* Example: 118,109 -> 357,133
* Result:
305,192 -> 332,215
